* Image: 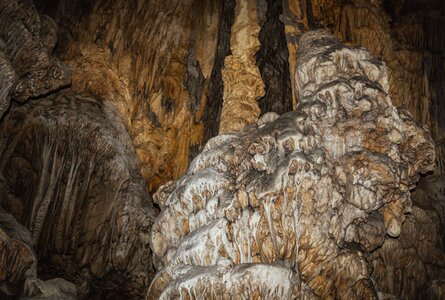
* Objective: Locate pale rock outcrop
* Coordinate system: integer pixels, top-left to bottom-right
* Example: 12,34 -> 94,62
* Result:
219,0 -> 265,133
147,30 -> 435,299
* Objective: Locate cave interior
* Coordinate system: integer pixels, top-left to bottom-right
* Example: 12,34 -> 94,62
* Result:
0,0 -> 445,299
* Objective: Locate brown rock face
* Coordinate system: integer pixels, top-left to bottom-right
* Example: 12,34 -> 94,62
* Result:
32,0 -> 223,192
147,30 -> 437,299
0,1 -> 158,297
370,174 -> 445,299
0,206 -> 36,295
0,203 -> 77,299
0,92 -> 157,298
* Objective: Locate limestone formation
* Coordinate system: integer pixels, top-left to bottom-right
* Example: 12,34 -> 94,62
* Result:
0,92 -> 157,298
0,0 -> 444,299
148,30 -> 436,299
219,0 -> 265,133
0,205 -> 36,296
0,203 -> 77,299
35,0 -> 222,192
283,0 -> 445,174
370,174 -> 445,299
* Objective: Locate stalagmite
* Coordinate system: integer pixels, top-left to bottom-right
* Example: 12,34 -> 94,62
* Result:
0,0 -> 444,298
147,30 -> 437,299
219,0 -> 265,133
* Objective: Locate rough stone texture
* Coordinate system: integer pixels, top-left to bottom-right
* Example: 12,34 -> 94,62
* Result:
0,51 -> 15,119
202,0 -> 237,143
0,0 -> 71,117
33,0 -> 222,192
0,203 -> 77,299
147,30 -> 436,299
0,92 -> 157,299
219,0 -> 265,133
283,0 -> 445,174
0,205 -> 36,296
370,174 -> 445,299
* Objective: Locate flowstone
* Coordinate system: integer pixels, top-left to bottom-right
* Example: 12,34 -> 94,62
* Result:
147,30 -> 435,299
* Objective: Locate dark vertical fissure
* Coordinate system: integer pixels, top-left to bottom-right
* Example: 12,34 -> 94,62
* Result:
202,0 -> 236,143
256,0 -> 293,115
424,6 -> 445,173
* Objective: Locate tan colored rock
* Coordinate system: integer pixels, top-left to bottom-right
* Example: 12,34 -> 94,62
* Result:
0,211 -> 36,295
219,0 -> 265,133
43,0 -> 222,192
147,30 -> 435,299
283,0 -> 445,174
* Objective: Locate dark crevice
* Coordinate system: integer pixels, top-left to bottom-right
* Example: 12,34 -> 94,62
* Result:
202,0 -> 236,143
184,6 -> 206,115
256,0 -> 293,115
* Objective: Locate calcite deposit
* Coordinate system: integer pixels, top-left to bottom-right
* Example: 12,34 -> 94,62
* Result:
219,0 -> 265,133
148,30 -> 436,299
0,0 -> 444,299
282,0 -> 445,174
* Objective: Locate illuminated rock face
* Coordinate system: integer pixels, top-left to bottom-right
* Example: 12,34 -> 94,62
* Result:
148,30 -> 435,299
219,0 -> 265,134
33,0 -> 223,193
282,0 -> 445,174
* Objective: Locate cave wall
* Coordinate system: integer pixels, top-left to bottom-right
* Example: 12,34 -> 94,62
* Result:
32,0 -> 445,183
33,0 -> 222,192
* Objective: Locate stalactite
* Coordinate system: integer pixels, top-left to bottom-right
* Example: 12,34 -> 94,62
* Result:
32,0 -> 223,192
203,0 -> 236,142
219,0 -> 265,133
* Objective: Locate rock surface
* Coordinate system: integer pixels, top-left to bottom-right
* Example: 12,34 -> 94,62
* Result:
219,0 -> 265,133
148,30 -> 436,299
283,0 -> 445,174
0,91 -> 157,298
0,1 -> 158,297
0,0 -> 71,118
